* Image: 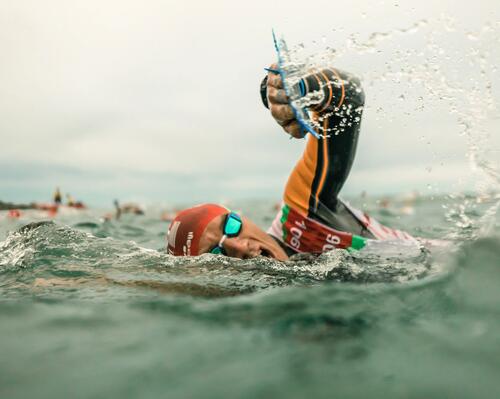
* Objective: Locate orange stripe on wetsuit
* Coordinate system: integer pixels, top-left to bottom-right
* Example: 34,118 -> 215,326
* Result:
282,67 -> 365,219
318,70 -> 333,112
328,68 -> 346,109
283,134 -> 317,216
313,117 -> 330,211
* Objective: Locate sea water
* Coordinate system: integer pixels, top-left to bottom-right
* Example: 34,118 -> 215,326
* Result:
0,194 -> 499,399
2,15 -> 500,399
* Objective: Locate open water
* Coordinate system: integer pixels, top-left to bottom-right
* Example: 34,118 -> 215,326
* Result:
2,12 -> 500,399
1,194 -> 499,399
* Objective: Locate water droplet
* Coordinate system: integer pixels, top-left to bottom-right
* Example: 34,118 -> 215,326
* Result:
467,32 -> 479,41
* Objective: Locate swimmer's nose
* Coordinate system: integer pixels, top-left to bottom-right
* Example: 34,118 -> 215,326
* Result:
223,237 -> 260,259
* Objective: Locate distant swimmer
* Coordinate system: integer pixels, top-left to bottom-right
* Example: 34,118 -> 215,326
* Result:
114,199 -> 122,220
53,187 -> 62,205
378,192 -> 417,216
64,194 -> 86,209
166,62 -> 418,260
120,203 -> 144,215
66,194 -> 75,207
109,200 -> 144,220
7,209 -> 21,218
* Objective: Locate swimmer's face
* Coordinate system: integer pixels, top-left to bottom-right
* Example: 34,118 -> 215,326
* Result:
198,214 -> 289,261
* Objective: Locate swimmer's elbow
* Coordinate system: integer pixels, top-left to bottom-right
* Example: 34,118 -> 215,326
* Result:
313,68 -> 365,112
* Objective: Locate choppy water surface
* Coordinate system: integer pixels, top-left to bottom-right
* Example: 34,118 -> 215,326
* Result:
1,194 -> 499,399
2,11 -> 500,399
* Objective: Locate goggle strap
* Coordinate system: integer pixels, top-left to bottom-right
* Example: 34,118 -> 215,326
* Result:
218,234 -> 227,248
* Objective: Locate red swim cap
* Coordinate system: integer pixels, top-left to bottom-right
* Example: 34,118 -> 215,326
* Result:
167,204 -> 228,256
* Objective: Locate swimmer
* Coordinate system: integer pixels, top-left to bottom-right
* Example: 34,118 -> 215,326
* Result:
66,193 -> 75,207
167,64 -> 417,261
110,200 -> 144,218
64,194 -> 86,209
7,209 -> 21,218
114,199 -> 122,220
121,202 -> 144,215
53,187 -> 62,205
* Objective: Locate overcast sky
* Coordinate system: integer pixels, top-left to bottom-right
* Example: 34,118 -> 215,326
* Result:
1,0 -> 499,206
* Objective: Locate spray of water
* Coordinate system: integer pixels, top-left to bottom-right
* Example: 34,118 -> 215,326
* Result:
278,16 -> 500,241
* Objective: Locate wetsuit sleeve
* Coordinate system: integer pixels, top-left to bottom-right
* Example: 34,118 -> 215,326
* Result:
280,68 -> 365,219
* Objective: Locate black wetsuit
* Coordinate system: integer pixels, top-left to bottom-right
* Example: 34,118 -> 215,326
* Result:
261,68 -> 378,255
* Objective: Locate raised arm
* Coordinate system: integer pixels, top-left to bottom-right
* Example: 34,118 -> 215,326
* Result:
261,65 -> 365,218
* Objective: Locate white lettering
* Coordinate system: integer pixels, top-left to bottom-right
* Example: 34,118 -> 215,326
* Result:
326,234 -> 340,245
294,220 -> 306,230
289,226 -> 303,249
290,227 -> 303,238
167,221 -> 181,247
322,234 -> 341,252
183,232 -> 195,255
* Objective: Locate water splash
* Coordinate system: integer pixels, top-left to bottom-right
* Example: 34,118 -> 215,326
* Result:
0,221 -> 444,301
280,16 -> 500,241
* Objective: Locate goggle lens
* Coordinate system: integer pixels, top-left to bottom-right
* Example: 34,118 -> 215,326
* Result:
210,212 -> 242,255
224,213 -> 242,237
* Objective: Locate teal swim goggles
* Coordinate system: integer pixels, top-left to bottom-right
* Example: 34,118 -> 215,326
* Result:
210,212 -> 243,255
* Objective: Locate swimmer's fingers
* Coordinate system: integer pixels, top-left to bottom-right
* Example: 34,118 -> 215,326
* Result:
267,62 -> 302,138
270,103 -> 294,123
282,120 -> 304,139
267,63 -> 284,89
267,86 -> 289,105
267,73 -> 284,89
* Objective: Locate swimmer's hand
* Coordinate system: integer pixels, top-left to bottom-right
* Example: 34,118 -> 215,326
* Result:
266,64 -> 303,139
